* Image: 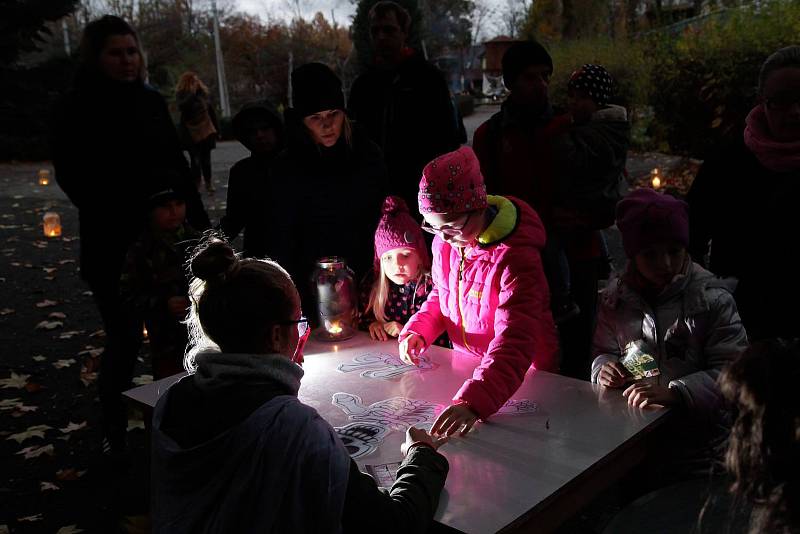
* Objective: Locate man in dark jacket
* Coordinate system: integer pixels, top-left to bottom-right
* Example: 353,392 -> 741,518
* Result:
348,0 -> 463,209
218,101 -> 284,257
472,41 -> 609,380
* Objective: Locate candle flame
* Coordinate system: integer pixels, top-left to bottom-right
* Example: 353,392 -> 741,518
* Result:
328,322 -> 343,334
652,176 -> 661,189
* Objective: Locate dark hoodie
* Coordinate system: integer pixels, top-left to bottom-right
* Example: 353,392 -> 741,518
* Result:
219,101 -> 285,256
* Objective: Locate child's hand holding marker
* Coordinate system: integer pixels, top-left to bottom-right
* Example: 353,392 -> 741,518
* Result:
399,334 -> 426,366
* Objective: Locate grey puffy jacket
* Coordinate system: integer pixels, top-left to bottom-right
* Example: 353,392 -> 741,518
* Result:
591,262 -> 748,424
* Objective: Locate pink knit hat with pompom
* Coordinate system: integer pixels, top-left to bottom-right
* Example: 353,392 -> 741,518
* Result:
418,146 -> 488,214
374,196 -> 430,269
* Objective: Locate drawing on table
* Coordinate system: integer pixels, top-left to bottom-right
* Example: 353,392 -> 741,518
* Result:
336,352 -> 438,380
333,392 -> 444,430
334,421 -> 390,459
497,399 -> 540,415
365,461 -> 402,488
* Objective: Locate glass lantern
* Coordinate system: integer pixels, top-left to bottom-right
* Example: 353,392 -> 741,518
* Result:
312,256 -> 357,341
42,212 -> 62,238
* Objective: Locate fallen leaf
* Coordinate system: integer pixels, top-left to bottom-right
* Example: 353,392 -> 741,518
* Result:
32,355 -> 46,362
35,299 -> 58,308
58,331 -> 82,340
56,525 -> 83,534
127,419 -> 145,431
43,267 -> 57,274
78,347 -> 102,358
132,374 -> 153,386
0,373 -> 30,389
10,262 -> 21,267
7,425 -> 52,444
32,241 -> 47,249
36,320 -> 63,330
59,421 -> 87,434
58,259 -> 75,265
24,263 -> 34,268
52,359 -> 76,369
56,468 -> 86,481
88,329 -> 105,338
17,514 -> 43,522
81,291 -> 93,297
40,481 -> 60,492
48,311 -> 67,319
17,444 -> 54,459
0,398 -> 22,410
0,308 -> 14,316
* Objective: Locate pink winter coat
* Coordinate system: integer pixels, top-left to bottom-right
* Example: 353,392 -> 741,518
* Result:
400,195 -> 559,419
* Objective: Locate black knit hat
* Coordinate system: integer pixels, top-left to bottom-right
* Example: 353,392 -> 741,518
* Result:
568,64 -> 615,106
291,63 -> 345,118
502,40 -> 553,88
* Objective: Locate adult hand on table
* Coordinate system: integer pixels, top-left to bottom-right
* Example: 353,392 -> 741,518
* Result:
399,334 -> 426,365
623,382 -> 680,408
401,426 -> 449,456
597,361 -> 631,388
368,321 -> 389,341
432,402 -> 479,437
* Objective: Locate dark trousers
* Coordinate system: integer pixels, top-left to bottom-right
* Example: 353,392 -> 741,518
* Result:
189,139 -> 214,186
88,275 -> 143,452
557,258 -> 601,380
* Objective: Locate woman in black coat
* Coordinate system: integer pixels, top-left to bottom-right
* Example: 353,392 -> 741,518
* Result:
265,63 -> 388,317
50,15 -> 210,455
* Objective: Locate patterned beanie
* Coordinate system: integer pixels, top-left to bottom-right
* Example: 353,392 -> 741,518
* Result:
616,188 -> 689,258
374,196 -> 430,268
568,64 -> 614,106
418,146 -> 488,215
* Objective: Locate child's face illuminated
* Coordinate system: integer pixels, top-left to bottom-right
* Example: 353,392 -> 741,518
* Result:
634,241 -> 687,289
151,199 -> 186,232
303,109 -> 344,147
381,247 -> 422,285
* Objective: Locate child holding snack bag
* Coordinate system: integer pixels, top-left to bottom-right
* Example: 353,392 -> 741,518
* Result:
591,188 -> 747,420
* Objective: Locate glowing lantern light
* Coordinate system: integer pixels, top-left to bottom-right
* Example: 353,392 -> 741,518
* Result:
313,257 -> 356,341
37,169 -> 51,186
651,168 -> 662,189
42,212 -> 62,238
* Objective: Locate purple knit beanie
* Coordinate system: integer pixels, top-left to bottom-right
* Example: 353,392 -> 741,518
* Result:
616,188 -> 689,258
374,196 -> 430,268
418,146 -> 488,215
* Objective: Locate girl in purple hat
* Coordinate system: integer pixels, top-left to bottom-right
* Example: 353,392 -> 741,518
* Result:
399,146 -> 559,437
592,188 -> 748,477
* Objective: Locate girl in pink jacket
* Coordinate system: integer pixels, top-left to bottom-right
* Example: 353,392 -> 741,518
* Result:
399,146 -> 559,437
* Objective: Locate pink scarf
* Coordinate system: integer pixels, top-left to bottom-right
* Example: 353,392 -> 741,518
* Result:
743,105 -> 800,173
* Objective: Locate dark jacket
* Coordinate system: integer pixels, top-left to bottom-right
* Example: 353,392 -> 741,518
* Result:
348,53 -> 462,208
472,101 -> 602,261
219,102 -> 285,255
266,112 -> 387,313
687,138 -> 800,340
50,74 -> 210,283
154,352 -> 449,534
119,223 -> 201,378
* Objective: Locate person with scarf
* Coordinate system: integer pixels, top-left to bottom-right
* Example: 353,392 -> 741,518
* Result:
50,15 -> 210,458
688,45 -> 800,340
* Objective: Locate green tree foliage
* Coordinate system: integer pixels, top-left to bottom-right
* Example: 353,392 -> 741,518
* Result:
0,0 -> 79,65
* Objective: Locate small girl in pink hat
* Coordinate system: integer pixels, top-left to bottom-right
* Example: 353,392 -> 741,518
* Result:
399,146 -> 559,437
360,196 -> 449,346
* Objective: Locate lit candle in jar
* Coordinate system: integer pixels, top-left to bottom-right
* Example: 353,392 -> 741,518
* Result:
327,321 -> 343,335
42,212 -> 62,238
651,168 -> 661,189
37,169 -> 51,186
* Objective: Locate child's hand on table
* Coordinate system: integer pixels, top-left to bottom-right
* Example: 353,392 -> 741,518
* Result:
383,321 -> 403,338
598,361 -> 631,388
399,334 -> 426,365
368,321 -> 389,341
623,382 -> 680,408
431,402 -> 479,437
401,426 -> 449,456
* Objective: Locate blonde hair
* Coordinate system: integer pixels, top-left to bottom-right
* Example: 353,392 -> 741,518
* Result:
175,71 -> 209,96
367,248 -> 429,322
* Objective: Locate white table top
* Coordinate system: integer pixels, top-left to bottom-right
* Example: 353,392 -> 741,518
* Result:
124,331 -> 668,534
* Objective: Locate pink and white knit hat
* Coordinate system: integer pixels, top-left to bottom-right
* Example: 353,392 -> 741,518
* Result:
374,196 -> 430,268
418,146 -> 488,215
